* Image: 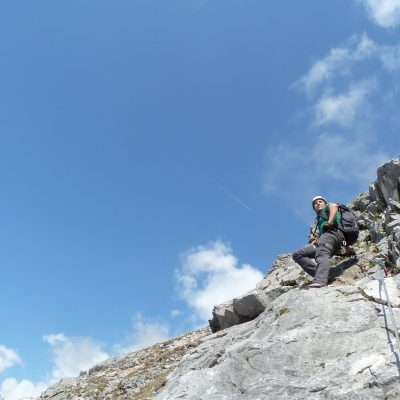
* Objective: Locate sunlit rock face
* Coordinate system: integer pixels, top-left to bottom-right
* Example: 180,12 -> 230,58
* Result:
155,158 -> 400,400
39,158 -> 400,400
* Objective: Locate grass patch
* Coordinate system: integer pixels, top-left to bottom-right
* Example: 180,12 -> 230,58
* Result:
275,307 -> 289,317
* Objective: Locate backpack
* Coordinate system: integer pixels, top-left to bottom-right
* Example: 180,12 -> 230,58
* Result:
337,204 -> 359,245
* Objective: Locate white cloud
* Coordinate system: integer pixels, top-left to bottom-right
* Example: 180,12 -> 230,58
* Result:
311,133 -> 388,183
296,34 -> 376,94
170,309 -> 182,318
43,333 -> 109,381
114,314 -> 169,354
262,129 -> 389,220
0,378 -> 47,400
268,31 -> 396,213
314,80 -> 376,127
0,346 -> 21,374
379,44 -> 400,71
176,240 -> 263,323
358,0 -> 400,28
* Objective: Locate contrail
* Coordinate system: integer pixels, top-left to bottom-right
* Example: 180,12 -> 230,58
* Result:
207,177 -> 253,212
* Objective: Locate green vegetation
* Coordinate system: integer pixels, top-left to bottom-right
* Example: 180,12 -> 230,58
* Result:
275,307 -> 289,317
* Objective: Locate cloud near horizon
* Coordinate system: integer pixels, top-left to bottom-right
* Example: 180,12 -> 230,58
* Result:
175,240 -> 263,324
0,346 -> 21,374
0,334 -> 110,400
0,378 -> 47,400
114,314 -> 170,355
1,322 -> 169,400
43,333 -> 110,381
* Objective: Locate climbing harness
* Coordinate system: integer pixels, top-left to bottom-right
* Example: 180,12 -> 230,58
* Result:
374,257 -> 400,358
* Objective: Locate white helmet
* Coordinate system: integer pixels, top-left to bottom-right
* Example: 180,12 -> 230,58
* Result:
312,195 -> 327,208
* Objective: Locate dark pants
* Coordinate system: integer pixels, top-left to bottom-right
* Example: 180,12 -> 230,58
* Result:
292,230 -> 343,285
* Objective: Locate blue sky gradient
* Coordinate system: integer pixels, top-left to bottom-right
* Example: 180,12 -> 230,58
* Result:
1,1 -> 400,398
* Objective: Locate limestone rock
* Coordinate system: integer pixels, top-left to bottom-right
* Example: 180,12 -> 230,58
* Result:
232,289 -> 271,319
155,277 -> 400,400
376,158 -> 400,205
386,217 -> 400,235
369,182 -> 383,204
209,289 -> 274,332
388,198 -> 400,213
370,220 -> 386,243
210,302 -> 240,331
351,191 -> 370,212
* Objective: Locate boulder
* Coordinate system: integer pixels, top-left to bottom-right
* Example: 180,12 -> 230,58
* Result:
370,221 -> 386,243
361,276 -> 400,307
376,158 -> 400,205
369,182 -> 384,208
388,198 -> 400,213
210,302 -> 240,331
366,201 -> 378,216
385,217 -> 400,235
393,226 -> 400,246
351,191 -> 370,212
232,289 -> 271,319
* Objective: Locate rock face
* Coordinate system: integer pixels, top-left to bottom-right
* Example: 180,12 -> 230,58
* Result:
155,278 -> 400,400
39,158 -> 400,400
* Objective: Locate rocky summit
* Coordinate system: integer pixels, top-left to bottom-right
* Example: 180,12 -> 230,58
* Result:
40,158 -> 400,400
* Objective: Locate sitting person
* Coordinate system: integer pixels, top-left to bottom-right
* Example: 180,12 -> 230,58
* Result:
292,196 -> 345,288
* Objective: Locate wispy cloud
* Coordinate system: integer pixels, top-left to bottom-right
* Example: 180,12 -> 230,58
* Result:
295,34 -> 375,95
262,133 -> 388,220
263,31 -> 399,213
358,0 -> 400,28
114,314 -> 169,355
379,44 -> 400,71
311,133 -> 388,183
43,333 -> 109,381
314,80 -> 377,127
0,346 -> 21,374
170,309 -> 182,318
175,240 -> 263,324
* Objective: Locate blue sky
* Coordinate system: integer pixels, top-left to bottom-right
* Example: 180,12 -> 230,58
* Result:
1,0 -> 400,398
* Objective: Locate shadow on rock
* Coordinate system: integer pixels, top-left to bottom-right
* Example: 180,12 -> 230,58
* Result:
329,256 -> 358,278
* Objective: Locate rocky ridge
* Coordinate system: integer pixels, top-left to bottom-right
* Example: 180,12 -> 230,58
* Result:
40,158 -> 400,399
40,328 -> 210,400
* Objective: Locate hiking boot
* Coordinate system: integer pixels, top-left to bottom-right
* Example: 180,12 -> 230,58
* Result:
306,282 -> 325,289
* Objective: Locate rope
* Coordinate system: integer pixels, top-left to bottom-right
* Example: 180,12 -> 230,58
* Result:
376,261 -> 400,358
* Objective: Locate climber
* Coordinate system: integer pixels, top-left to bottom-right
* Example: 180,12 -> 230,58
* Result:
292,196 -> 344,288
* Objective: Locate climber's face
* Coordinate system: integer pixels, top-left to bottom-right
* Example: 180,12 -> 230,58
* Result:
313,199 -> 326,213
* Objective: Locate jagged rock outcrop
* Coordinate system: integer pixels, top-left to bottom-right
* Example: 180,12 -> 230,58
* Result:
38,158 -> 400,400
207,158 -> 400,332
